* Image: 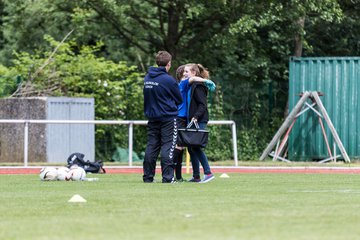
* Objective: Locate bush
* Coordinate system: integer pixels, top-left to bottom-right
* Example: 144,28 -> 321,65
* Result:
2,36 -> 145,161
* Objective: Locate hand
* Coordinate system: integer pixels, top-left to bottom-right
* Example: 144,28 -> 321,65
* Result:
191,117 -> 199,128
205,79 -> 216,92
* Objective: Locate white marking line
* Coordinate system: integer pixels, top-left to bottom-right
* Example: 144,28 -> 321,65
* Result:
288,189 -> 360,194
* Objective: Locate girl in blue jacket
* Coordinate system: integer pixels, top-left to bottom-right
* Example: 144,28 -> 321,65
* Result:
173,65 -> 215,182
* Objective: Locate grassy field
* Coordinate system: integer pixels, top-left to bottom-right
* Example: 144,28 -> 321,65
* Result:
1,173 -> 360,240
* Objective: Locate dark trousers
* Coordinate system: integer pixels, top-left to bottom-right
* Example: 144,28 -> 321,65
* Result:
173,149 -> 183,179
143,118 -> 177,183
173,118 -> 186,179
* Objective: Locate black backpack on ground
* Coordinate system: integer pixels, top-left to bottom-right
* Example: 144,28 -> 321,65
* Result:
67,152 -> 106,174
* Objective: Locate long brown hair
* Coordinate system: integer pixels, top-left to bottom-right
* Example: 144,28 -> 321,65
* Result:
186,63 -> 210,79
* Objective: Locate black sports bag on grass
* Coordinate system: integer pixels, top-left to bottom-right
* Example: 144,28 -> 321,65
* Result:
67,152 -> 106,174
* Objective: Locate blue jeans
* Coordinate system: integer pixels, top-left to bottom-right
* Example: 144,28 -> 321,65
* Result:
188,122 -> 212,178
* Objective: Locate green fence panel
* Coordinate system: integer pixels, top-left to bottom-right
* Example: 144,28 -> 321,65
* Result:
289,57 -> 360,161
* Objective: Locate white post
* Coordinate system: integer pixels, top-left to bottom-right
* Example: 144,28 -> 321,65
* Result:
231,122 -> 238,166
128,122 -> 133,167
24,121 -> 29,167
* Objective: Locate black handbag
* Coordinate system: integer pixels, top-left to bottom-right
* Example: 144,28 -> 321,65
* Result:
177,120 -> 209,148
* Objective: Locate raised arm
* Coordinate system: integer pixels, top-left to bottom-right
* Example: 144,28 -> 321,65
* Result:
189,76 -> 206,84
189,77 -> 216,92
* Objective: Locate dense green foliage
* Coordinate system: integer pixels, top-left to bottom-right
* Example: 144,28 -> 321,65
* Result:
0,0 -> 359,160
2,173 -> 360,239
1,36 -> 145,159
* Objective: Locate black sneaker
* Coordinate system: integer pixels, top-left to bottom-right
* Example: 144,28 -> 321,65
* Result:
144,179 -> 156,183
188,177 -> 201,183
176,178 -> 186,182
163,177 -> 176,183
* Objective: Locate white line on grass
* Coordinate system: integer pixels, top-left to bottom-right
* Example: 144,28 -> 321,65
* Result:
288,189 -> 360,194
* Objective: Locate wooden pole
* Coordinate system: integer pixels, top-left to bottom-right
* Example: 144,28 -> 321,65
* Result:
318,116 -> 333,159
260,91 -> 311,160
311,91 -> 350,162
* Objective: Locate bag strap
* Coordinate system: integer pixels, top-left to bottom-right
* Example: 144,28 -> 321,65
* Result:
186,120 -> 193,128
186,119 -> 200,129
96,160 -> 106,174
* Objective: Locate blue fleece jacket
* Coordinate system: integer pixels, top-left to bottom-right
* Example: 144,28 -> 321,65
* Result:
143,66 -> 182,121
178,78 -> 190,118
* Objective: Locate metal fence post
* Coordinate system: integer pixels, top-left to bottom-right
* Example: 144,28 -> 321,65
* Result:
232,122 -> 238,166
24,121 -> 29,167
128,122 -> 133,167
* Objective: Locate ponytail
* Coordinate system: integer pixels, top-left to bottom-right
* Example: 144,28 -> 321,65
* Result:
185,63 -> 210,79
197,64 -> 209,79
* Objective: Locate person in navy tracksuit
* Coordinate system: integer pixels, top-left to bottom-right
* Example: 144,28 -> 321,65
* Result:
143,51 -> 182,183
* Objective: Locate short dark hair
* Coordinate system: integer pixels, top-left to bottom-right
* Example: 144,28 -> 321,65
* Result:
156,51 -> 172,67
176,65 -> 185,81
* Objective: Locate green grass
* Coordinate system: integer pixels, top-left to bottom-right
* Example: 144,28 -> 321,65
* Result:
1,173 -> 360,240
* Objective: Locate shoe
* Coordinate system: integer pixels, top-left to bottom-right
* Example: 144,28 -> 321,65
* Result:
188,177 -> 201,183
176,178 -> 186,182
162,177 -> 177,183
144,179 -> 156,183
200,174 -> 215,183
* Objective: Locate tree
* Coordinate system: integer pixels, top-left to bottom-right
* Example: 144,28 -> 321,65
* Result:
305,0 -> 360,56
0,0 -> 78,65
1,36 -> 145,159
72,1 -> 250,65
0,0 -> 358,160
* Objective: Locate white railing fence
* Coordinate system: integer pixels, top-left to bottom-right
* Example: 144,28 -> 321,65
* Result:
0,119 -> 238,167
